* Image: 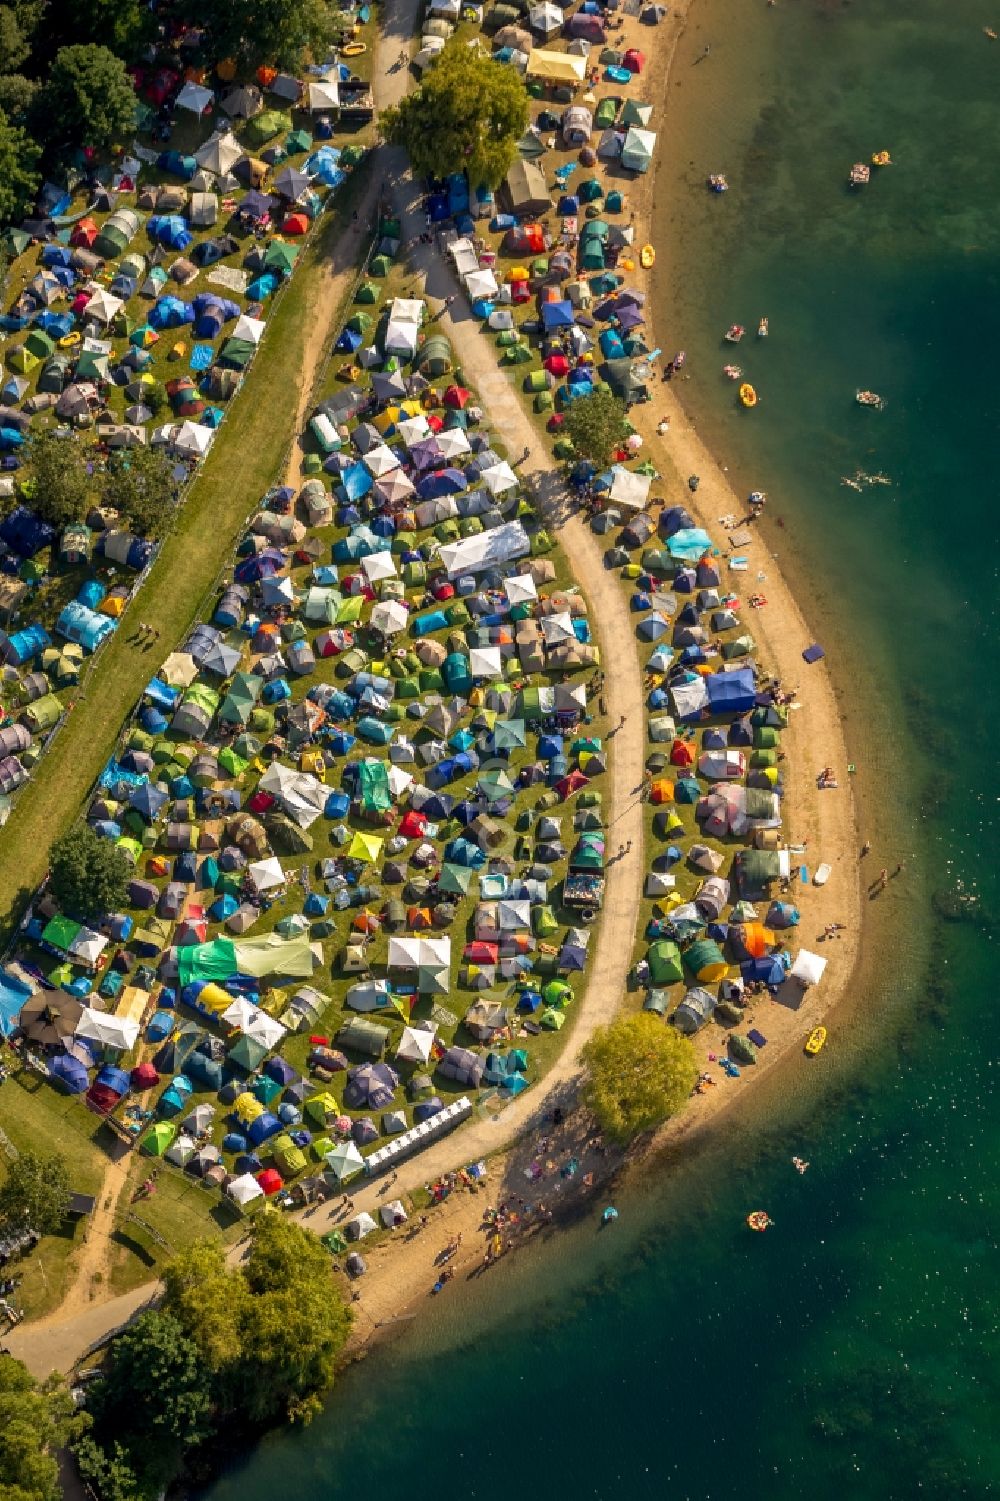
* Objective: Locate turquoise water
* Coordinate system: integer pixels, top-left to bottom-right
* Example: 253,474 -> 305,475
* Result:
200,3 -> 1000,1497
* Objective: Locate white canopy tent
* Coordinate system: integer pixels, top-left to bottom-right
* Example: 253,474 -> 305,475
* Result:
75,1008 -> 140,1052
609,466 -> 653,510
176,81 -> 214,114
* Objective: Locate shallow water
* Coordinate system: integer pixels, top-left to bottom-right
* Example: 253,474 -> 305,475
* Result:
200,3 -> 1000,1496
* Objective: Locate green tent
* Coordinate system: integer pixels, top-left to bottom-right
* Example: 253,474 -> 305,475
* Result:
229,1034 -> 269,1072
533,904 -> 559,936
369,254 -> 392,277
142,1123 -> 176,1156
219,671 -> 262,726
540,1007 -> 565,1030
244,109 -> 292,147
219,336 -> 256,369
358,759 -> 391,814
647,939 -> 683,985
356,281 -> 381,304
265,240 -> 299,276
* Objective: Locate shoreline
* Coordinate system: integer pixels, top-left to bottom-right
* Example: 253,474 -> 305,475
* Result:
5,0 -> 865,1386
333,0 -> 865,1361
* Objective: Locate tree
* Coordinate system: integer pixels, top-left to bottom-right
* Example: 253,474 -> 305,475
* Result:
39,0 -> 153,61
581,1013 -> 698,1143
49,825 -> 129,919
89,1312 -> 212,1448
23,431 -> 90,529
561,389 -> 631,468
0,1151 -> 70,1236
236,1216 -> 353,1423
160,1240 -> 248,1375
180,0 -> 334,73
36,44 -> 136,156
0,6 -> 29,72
0,105 -> 39,224
0,1355 -> 87,1501
380,39 -> 529,189
0,73 -> 38,124
101,446 -> 178,541
72,1438 -> 144,1501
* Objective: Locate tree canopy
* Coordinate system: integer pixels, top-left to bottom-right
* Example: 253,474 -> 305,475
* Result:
88,1311 -> 212,1452
24,430 -> 91,529
36,44 -> 136,156
0,1355 -> 87,1501
0,1150 -> 70,1236
178,0 -> 335,73
49,825 -> 129,919
380,40 -> 529,189
101,446 -> 178,541
561,389 -> 631,468
0,105 -> 39,223
582,1013 -> 698,1142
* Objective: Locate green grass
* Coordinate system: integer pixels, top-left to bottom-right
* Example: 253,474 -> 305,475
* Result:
106,1160 -> 244,1298
0,184 -> 372,943
0,1067 -> 110,1319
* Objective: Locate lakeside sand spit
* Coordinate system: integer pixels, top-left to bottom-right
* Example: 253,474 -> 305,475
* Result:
5,0 -> 863,1381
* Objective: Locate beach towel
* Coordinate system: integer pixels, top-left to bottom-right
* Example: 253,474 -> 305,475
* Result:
190,343 -> 214,371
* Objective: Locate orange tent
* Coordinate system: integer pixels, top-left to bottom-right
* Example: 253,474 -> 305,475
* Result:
407,906 -> 432,929
738,922 -> 773,959
649,778 -> 674,803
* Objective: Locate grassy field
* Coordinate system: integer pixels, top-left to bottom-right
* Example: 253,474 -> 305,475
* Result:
0,181 -> 372,943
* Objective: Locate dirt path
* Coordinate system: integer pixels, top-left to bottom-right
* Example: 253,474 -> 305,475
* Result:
41,1160 -> 131,1325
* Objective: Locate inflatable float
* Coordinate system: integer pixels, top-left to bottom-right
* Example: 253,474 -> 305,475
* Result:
739,383 -> 757,408
805,1026 -> 827,1056
640,244 -> 655,269
746,1211 -> 773,1232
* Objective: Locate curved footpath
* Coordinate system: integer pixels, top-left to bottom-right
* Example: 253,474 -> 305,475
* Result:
6,0 -> 645,1378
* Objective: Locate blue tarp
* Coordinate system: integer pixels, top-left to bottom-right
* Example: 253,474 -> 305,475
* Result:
705,668 -> 756,715
0,967 -> 32,1036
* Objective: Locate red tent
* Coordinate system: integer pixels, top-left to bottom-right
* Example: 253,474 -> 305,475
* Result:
554,769 -> 588,798
544,353 -> 570,376
256,1168 -> 283,1195
71,218 -> 98,248
463,940 -> 499,964
283,212 -> 310,236
511,281 -> 531,305
623,48 -> 645,72
431,580 -> 455,601
670,738 -> 695,767
131,1062 -> 159,1089
443,385 -> 471,409
399,810 -> 428,839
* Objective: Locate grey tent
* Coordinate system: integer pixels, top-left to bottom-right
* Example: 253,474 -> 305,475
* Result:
502,159 -> 553,217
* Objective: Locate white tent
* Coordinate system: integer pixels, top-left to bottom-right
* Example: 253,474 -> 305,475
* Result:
361,550 -> 398,583
172,420 -> 214,458
396,414 -> 431,446
528,1 -> 563,34
790,949 -> 828,987
325,1141 -> 365,1181
176,81 -> 214,114
385,304 -> 422,356
233,313 -> 265,345
245,1009 -> 287,1049
345,980 -> 391,1013
539,611 -> 575,645
504,573 -> 537,605
670,677 -> 709,720
362,445 -> 401,478
380,1199 -> 408,1228
371,598 -> 409,636
258,762 -> 328,827
387,936 -> 452,970
308,75 -> 340,111
440,520 -> 531,578
435,427 -> 471,460
449,239 -> 480,278
85,288 -> 123,325
195,131 -> 243,176
227,1172 -> 265,1206
159,650 -> 199,687
479,460 -> 518,497
396,1025 -> 436,1064
75,1008 -> 140,1051
465,268 -> 499,300
609,466 -> 653,510
68,928 -> 109,967
469,646 -> 503,678
248,856 -> 285,892
346,1210 -> 378,1238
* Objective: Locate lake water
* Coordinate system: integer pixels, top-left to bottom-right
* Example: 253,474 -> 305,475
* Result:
200,2 -> 999,1496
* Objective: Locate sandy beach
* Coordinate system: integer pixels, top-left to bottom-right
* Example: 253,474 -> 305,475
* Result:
324,0 -> 865,1356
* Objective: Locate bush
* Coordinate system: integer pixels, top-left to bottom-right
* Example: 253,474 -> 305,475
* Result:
49,825 -> 129,918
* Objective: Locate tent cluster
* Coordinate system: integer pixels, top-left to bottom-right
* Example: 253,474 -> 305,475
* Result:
5,302 -> 611,1199
0,58 -> 362,469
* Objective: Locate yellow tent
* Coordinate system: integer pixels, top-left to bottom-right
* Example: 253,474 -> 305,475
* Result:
526,49 -> 587,84
348,831 -> 384,862
198,982 -> 232,1014
233,1092 -> 264,1123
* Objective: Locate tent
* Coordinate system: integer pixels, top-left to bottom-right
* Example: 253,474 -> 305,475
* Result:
503,160 -> 553,217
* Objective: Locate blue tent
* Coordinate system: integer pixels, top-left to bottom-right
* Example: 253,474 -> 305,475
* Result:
56,602 -> 114,653
416,468 -> 466,499
705,668 -> 756,715
148,214 -> 193,249
740,955 -> 786,989
148,295 -> 194,330
339,463 -> 373,500
156,151 -> 196,180
0,966 -> 34,1036
128,782 -> 168,821
247,1111 -> 282,1145
50,1053 -> 89,1093
541,301 -> 575,330
0,506 -> 55,558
